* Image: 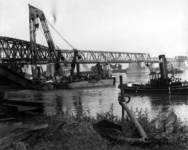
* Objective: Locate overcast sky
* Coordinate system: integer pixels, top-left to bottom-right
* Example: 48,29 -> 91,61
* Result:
0,0 -> 188,57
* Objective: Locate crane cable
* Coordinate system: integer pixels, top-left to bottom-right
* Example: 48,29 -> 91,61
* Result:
47,20 -> 91,72
47,20 -> 75,50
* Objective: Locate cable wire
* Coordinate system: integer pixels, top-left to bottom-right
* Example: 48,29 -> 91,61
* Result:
47,20 -> 76,50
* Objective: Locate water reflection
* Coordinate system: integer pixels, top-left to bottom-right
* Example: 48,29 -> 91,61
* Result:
55,95 -> 64,115
72,94 -> 83,117
4,71 -> 188,121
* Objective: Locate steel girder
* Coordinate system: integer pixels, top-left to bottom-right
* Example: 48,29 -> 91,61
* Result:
0,36 -> 178,64
0,36 -> 50,62
60,50 -> 156,63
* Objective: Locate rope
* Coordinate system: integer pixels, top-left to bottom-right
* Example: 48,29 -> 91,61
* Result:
47,20 -> 75,49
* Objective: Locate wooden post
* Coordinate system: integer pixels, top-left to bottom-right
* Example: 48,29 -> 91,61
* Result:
119,75 -> 147,139
168,87 -> 171,95
119,75 -> 124,124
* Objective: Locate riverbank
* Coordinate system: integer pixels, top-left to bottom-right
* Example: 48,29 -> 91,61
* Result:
11,106 -> 188,150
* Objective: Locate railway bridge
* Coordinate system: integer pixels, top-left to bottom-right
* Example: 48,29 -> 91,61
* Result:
0,36 -> 187,64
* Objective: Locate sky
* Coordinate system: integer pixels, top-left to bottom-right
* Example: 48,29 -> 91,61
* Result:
0,0 -> 188,58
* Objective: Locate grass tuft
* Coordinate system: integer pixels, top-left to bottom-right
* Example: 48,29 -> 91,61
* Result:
17,104 -> 188,150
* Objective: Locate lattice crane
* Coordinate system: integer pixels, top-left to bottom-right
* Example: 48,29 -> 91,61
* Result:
29,4 -> 57,61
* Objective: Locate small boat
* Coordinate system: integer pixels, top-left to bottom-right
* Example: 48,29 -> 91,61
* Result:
119,55 -> 188,95
168,68 -> 184,74
54,77 -> 115,89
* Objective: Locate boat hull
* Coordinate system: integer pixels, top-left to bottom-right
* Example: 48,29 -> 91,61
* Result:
168,70 -> 184,74
55,78 -> 115,89
32,83 -> 54,90
122,85 -> 188,95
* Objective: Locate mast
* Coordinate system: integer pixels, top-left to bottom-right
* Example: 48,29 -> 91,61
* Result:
29,4 -> 58,80
29,5 -> 57,60
29,5 -> 38,79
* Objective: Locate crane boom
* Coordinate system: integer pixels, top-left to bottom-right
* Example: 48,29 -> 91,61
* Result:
29,4 -> 56,60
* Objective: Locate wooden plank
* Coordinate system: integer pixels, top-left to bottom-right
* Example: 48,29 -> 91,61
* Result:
33,123 -> 48,130
0,123 -> 34,137
3,100 -> 43,107
3,104 -> 41,112
0,121 -> 22,127
0,122 -> 48,137
0,118 -> 15,123
3,105 -> 18,118
0,128 -> 32,149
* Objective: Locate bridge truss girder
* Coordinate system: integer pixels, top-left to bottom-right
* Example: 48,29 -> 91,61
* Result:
61,50 -> 157,63
0,36 -> 51,63
0,36 -> 182,64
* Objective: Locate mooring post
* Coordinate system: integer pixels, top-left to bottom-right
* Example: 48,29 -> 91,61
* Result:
119,75 -> 125,124
119,75 -> 147,139
168,87 -> 171,95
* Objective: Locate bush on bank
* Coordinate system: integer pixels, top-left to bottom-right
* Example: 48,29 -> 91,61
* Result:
17,104 -> 188,150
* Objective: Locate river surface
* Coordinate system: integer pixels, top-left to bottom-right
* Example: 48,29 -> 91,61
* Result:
5,70 -> 188,121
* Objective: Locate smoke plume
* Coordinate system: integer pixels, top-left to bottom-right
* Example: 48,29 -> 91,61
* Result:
51,1 -> 57,24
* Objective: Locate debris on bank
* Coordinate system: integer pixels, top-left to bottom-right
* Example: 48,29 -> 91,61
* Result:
0,121 -> 48,149
0,91 -> 46,149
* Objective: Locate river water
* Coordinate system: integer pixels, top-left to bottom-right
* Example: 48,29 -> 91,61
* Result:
5,70 -> 188,121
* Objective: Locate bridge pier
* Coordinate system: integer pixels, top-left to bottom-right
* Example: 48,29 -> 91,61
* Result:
126,62 -> 150,74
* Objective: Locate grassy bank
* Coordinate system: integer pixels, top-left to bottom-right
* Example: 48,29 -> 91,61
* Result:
17,105 -> 188,150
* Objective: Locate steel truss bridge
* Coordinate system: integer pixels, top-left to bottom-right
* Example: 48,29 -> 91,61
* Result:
0,36 -> 187,64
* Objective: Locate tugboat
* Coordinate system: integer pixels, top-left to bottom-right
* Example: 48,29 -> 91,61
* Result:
119,55 -> 188,95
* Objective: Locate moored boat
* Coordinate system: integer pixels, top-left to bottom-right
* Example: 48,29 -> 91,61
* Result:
121,83 -> 188,95
53,62 -> 116,89
168,68 -> 184,74
119,55 -> 188,95
28,5 -> 116,89
54,77 -> 115,89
